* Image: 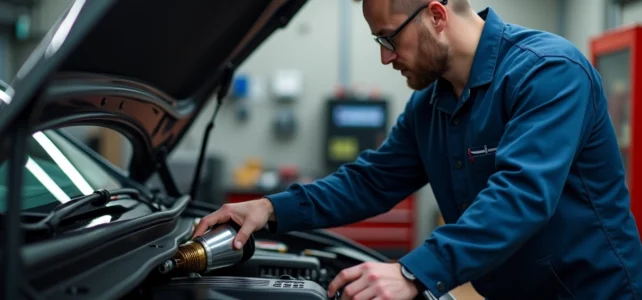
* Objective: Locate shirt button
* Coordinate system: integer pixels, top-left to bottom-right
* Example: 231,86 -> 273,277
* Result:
436,281 -> 446,291
454,161 -> 463,169
453,118 -> 460,125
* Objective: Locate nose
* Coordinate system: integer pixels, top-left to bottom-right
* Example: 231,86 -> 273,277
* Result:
380,46 -> 397,65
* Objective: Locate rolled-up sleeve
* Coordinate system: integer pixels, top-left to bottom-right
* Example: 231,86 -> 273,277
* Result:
398,56 -> 596,297
265,94 -> 429,233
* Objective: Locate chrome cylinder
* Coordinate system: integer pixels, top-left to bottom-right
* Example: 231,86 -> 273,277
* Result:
193,223 -> 245,271
158,222 -> 255,274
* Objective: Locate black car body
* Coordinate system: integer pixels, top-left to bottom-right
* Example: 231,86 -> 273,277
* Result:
0,1 -> 455,299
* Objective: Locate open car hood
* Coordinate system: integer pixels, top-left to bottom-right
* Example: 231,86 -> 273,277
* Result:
0,0 -> 307,182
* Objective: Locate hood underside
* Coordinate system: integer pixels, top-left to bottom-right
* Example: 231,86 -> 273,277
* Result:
0,0 -> 308,182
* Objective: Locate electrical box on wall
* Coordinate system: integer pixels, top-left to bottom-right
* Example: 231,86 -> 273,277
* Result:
231,74 -> 250,99
271,69 -> 302,101
231,74 -> 251,122
272,108 -> 297,140
323,96 -> 389,175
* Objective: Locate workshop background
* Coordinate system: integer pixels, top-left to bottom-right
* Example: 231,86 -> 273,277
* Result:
0,0 -> 640,299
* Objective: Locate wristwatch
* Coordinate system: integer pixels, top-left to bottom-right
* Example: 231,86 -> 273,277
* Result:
400,265 -> 439,300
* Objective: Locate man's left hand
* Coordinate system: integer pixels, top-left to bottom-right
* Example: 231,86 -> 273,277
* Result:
327,262 -> 418,300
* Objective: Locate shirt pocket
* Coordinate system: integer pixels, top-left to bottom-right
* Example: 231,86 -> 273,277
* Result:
467,141 -> 499,172
467,141 -> 500,200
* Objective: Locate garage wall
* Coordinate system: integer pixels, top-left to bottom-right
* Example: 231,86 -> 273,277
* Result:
622,1 -> 642,25
563,0 -> 642,57
564,0 -> 607,56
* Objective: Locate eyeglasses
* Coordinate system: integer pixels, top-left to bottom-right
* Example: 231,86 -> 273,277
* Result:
374,0 -> 448,52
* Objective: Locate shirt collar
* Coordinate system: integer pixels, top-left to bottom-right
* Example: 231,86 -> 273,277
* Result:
430,7 -> 505,104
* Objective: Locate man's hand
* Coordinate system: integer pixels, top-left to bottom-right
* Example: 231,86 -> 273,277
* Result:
193,198 -> 275,249
327,262 -> 418,300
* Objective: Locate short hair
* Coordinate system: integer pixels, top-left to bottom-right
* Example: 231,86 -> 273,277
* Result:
355,0 -> 472,16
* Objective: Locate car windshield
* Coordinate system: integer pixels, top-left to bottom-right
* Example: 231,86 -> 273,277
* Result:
0,129 -> 122,213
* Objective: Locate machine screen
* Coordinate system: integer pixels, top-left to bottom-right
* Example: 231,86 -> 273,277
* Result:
332,105 -> 385,128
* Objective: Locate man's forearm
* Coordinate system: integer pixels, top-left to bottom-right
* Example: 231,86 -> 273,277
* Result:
264,172 -> 398,233
265,158 -> 426,233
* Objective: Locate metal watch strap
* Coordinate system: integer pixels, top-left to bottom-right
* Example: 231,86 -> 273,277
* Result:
401,265 -> 417,281
401,265 -> 439,300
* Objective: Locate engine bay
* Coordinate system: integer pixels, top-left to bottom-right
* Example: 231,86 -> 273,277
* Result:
11,186 -> 386,300
124,221 -> 378,300
142,240 -> 360,300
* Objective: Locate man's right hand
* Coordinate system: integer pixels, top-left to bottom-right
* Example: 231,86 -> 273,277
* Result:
192,198 -> 275,250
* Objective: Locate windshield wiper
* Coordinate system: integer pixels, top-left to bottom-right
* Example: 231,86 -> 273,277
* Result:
21,188 -> 159,235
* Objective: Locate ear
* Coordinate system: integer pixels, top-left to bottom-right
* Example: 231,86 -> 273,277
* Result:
426,1 -> 448,32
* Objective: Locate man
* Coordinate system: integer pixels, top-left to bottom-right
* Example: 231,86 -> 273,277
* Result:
194,0 -> 642,299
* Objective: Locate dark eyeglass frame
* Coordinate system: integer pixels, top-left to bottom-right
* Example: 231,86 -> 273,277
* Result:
374,0 -> 448,52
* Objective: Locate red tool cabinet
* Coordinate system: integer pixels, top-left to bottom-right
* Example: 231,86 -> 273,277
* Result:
325,195 -> 416,257
589,24 -> 642,235
226,189 -> 416,257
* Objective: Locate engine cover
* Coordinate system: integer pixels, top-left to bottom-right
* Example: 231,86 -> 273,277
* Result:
150,276 -> 327,300
209,250 -> 322,281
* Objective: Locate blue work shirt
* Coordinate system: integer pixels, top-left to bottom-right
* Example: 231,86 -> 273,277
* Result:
267,7 -> 642,299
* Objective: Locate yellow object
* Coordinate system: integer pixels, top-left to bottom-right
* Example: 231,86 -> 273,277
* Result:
328,137 -> 359,161
233,168 -> 261,188
233,157 -> 265,188
245,157 -> 263,170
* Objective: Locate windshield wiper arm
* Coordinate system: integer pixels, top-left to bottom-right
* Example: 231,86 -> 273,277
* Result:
21,188 -> 159,234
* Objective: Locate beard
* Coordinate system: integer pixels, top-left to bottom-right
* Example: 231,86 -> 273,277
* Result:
403,27 -> 450,90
